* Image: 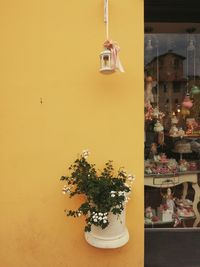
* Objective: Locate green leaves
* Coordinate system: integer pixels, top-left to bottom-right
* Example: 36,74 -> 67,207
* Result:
60,153 -> 133,232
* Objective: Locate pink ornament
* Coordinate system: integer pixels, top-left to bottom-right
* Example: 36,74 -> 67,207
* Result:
182,94 -> 193,109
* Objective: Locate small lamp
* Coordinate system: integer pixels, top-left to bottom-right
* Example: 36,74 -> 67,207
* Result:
99,49 -> 115,74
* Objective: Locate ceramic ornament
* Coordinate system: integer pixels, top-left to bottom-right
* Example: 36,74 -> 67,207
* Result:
171,113 -> 178,125
158,131 -> 165,146
188,38 -> 200,95
182,93 -> 193,109
154,121 -> 164,133
99,0 -> 124,74
181,107 -> 190,119
169,125 -> 179,136
145,103 -> 154,121
191,85 -> 200,95
145,76 -> 154,105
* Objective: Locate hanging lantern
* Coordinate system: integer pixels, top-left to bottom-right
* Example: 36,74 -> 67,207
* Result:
99,0 -> 124,74
191,85 -> 200,95
182,93 -> 193,109
99,49 -> 115,73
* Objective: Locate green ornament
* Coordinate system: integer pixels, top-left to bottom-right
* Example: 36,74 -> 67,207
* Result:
191,85 -> 200,95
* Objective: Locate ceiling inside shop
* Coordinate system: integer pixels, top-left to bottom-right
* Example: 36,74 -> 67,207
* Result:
145,23 -> 200,34
145,0 -> 200,23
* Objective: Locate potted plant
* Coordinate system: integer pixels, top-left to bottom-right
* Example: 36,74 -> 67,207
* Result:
60,150 -> 135,248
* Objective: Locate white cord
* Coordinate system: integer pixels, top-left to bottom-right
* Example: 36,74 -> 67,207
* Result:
194,45 -> 196,84
156,42 -> 159,109
104,0 -> 109,40
186,35 -> 189,94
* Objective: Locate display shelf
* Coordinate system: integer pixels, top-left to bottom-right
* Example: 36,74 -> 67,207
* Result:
145,218 -> 175,226
144,172 -> 200,227
144,170 -> 200,178
172,149 -> 192,160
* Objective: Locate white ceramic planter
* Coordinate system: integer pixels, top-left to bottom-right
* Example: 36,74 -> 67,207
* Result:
84,208 -> 129,249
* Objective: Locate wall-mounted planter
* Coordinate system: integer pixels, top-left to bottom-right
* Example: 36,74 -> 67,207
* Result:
84,208 -> 129,249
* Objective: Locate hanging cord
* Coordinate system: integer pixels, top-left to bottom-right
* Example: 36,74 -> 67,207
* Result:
104,0 -> 109,40
194,44 -> 196,85
186,35 -> 189,94
156,40 -> 159,109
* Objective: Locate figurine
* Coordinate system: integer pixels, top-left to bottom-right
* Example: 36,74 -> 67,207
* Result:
169,125 -> 179,136
145,206 -> 153,219
154,121 -> 164,132
162,188 -> 175,212
149,143 -> 157,159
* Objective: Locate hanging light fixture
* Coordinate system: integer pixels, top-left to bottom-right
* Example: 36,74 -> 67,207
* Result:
153,39 -> 165,132
146,38 -> 153,51
187,39 -> 195,51
190,40 -> 200,94
186,27 -> 200,95
145,27 -> 154,51
191,85 -> 200,94
181,29 -> 196,114
99,0 -> 124,74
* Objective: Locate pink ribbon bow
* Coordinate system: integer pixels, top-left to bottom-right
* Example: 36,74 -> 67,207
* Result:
103,40 -> 125,72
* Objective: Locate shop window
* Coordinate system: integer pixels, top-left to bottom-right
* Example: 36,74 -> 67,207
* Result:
144,28 -> 200,229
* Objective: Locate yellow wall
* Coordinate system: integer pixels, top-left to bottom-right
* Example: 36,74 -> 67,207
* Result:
0,0 -> 144,266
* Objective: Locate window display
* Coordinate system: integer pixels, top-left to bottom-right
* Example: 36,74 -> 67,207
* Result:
144,31 -> 200,228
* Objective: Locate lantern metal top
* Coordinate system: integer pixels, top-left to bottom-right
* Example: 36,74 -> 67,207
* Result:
100,49 -> 112,57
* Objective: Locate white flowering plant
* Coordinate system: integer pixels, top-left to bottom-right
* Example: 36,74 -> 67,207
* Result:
60,150 -> 135,232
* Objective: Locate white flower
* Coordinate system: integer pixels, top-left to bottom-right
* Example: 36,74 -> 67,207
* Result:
118,191 -> 125,196
104,213 -> 107,216
93,218 -> 98,222
103,220 -> 107,223
92,215 -> 96,219
62,185 -> 72,195
98,217 -> 103,221
127,174 -> 135,181
121,170 -> 127,177
103,216 -> 107,220
110,191 -> 116,194
78,213 -> 81,217
98,212 -> 103,216
125,183 -> 132,189
111,194 -> 115,198
82,149 -> 90,159
124,196 -> 130,203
